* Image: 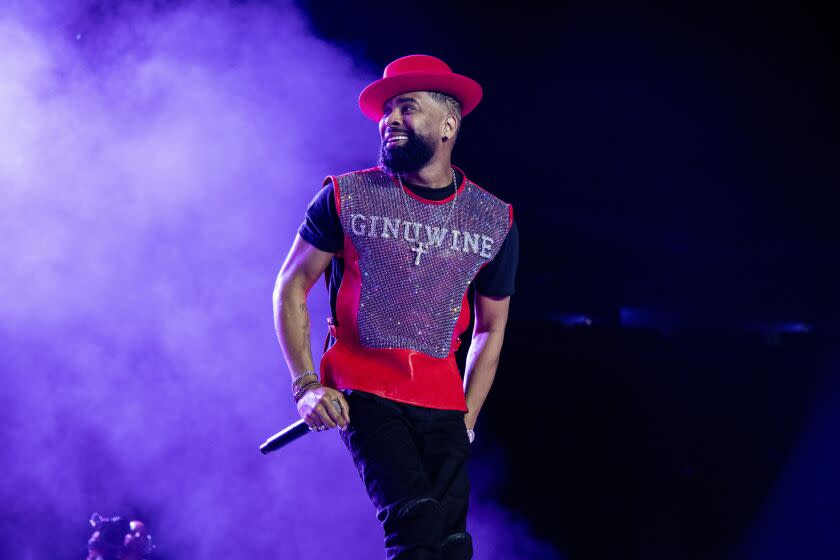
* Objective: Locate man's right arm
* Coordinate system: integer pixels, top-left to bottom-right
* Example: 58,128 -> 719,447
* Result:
273,234 -> 349,429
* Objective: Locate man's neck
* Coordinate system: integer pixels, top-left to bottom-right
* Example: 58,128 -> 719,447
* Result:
399,158 -> 454,189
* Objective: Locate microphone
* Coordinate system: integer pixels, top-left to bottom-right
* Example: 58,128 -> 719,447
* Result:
260,419 -> 311,455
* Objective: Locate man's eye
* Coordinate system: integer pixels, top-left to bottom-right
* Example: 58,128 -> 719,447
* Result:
403,105 -> 415,112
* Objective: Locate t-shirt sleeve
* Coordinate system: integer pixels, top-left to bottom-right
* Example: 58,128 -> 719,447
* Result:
297,181 -> 344,253
473,220 -> 519,297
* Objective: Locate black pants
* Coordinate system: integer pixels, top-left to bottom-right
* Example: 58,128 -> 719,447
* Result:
339,390 -> 473,560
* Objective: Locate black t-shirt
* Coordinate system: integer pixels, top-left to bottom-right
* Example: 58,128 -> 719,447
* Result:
298,171 -> 519,317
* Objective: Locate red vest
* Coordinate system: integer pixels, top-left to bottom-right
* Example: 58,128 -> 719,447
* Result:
320,166 -> 513,411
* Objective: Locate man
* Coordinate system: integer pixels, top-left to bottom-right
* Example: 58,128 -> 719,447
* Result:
274,54 -> 518,559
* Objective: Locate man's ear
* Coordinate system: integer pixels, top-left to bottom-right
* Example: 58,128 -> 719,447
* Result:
442,114 -> 458,141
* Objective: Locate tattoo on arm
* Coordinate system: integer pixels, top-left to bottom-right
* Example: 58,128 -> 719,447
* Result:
299,303 -> 311,355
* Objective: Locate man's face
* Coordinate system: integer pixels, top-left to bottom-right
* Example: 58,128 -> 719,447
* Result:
378,91 -> 443,173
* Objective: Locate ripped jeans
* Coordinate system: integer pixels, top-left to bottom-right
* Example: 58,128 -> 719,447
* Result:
339,390 -> 473,560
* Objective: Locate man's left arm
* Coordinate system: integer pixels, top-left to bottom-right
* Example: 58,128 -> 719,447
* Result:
463,292 -> 510,431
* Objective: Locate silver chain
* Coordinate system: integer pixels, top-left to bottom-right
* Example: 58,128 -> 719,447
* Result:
398,167 -> 459,234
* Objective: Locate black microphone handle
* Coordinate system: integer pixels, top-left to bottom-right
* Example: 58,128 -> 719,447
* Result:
260,419 -> 311,455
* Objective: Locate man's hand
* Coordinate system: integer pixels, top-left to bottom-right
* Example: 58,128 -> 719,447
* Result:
297,385 -> 350,431
464,412 -> 476,432
463,414 -> 476,444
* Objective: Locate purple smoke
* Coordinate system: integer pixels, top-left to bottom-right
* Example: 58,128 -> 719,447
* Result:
0,1 -> 557,558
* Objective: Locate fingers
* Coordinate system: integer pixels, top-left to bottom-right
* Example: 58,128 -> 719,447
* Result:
324,392 -> 350,429
302,390 -> 351,432
305,412 -> 325,431
315,403 -> 338,429
337,394 -> 350,426
322,398 -> 345,429
299,398 -> 324,431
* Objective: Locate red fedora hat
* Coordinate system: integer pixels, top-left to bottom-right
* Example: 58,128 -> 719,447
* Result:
359,54 -> 483,121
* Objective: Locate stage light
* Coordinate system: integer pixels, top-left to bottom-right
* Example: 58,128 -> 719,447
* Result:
773,322 -> 812,334
547,313 -> 593,327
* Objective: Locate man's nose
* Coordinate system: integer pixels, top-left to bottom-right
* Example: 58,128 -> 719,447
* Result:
384,109 -> 402,129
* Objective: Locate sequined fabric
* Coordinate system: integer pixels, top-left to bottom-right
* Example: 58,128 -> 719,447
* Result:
336,167 -> 511,358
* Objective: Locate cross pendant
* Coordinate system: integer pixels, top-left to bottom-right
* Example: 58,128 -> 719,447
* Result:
411,241 -> 429,266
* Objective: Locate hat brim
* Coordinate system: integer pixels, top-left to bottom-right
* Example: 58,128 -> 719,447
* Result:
358,72 -> 483,121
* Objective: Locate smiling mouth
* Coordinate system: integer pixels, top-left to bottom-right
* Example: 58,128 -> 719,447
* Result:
385,134 -> 409,144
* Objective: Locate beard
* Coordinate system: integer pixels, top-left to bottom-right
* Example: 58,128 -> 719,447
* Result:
379,130 -> 436,174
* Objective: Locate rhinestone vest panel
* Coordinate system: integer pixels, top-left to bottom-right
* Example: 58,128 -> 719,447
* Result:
336,167 -> 512,358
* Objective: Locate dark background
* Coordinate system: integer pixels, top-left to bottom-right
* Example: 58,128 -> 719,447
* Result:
300,1 -> 838,558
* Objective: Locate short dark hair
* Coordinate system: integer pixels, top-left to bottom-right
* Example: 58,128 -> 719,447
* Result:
427,91 -> 462,125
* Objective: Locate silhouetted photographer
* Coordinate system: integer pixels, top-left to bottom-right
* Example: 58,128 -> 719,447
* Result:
86,513 -> 153,560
